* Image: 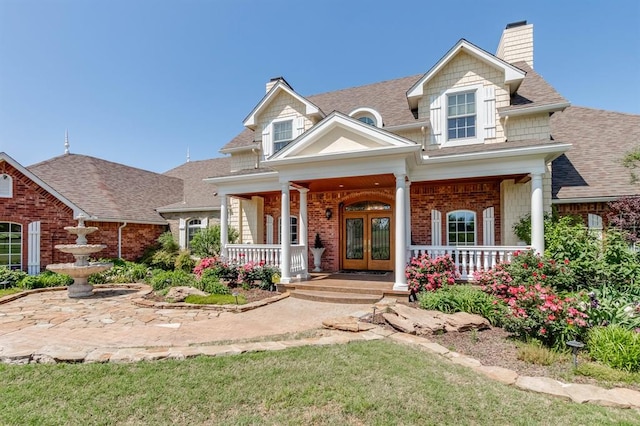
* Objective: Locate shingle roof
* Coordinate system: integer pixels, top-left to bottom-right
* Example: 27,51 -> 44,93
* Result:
28,154 -> 183,223
551,106 -> 640,200
159,157 -> 231,211
500,62 -> 568,112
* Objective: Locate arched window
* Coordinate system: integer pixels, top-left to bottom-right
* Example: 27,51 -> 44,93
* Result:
278,216 -> 298,244
447,210 -> 476,246
358,116 -> 375,126
187,219 -> 202,248
0,174 -> 12,198
0,222 -> 22,269
349,107 -> 383,127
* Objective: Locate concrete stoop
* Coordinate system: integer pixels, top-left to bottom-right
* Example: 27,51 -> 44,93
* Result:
279,282 -> 409,304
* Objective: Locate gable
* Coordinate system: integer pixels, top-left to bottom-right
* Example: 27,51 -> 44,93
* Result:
267,113 -> 420,163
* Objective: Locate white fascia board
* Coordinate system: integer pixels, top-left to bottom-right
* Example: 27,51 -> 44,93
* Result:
204,171 -> 279,185
411,156 -> 548,181
271,112 -> 417,160
552,197 -> 619,204
384,121 -> 430,131
421,143 -> 571,165
243,82 -> 322,129
1,153 -> 91,219
156,206 -> 220,213
406,40 -> 525,101
219,145 -> 255,154
499,102 -> 571,118
87,217 -> 168,225
268,144 -> 420,167
278,156 -> 409,182
205,172 -> 280,194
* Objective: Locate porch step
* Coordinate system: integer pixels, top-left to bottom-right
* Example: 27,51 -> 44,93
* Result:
281,283 -> 388,295
289,289 -> 382,304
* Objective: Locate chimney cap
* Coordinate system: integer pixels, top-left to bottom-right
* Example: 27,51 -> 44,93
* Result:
268,76 -> 293,90
505,20 -> 528,29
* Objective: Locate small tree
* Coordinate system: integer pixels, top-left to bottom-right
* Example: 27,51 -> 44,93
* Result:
607,196 -> 640,244
190,224 -> 239,258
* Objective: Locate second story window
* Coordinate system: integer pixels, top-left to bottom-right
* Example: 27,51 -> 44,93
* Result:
447,91 -> 476,140
273,120 -> 293,152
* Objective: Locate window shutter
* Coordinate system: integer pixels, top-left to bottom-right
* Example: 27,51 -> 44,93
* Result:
430,96 -> 442,145
265,215 -> 274,244
431,209 -> 442,245
262,125 -> 272,158
588,213 -> 603,240
28,221 -> 40,275
201,217 -> 208,228
294,116 -> 305,138
483,86 -> 496,139
483,207 -> 495,245
178,218 -> 186,249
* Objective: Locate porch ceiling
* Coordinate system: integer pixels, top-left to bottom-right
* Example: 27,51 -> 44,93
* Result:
298,174 -> 397,192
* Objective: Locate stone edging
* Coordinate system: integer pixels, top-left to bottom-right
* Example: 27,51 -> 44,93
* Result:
0,283 -> 148,305
130,291 -> 289,312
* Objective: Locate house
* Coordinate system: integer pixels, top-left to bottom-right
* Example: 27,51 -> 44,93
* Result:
0,151 -> 183,273
204,21 -> 638,290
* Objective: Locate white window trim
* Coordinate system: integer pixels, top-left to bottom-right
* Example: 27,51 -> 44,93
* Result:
0,221 -> 22,269
348,107 -> 383,127
0,174 -> 12,198
436,83 -> 486,147
278,215 -> 298,244
186,217 -> 207,248
446,210 -> 477,246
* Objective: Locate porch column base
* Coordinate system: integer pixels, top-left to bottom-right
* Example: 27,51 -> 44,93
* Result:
393,282 -> 409,291
279,277 -> 292,284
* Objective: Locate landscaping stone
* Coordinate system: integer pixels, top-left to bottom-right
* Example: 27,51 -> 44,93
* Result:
382,313 -> 416,334
563,383 -> 631,408
607,388 -> 640,409
322,316 -> 377,332
515,376 -> 572,401
445,351 -> 482,368
443,312 -> 491,332
166,286 -> 207,302
389,304 -> 446,335
474,365 -> 518,385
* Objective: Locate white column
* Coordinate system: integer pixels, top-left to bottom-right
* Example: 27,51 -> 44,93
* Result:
220,194 -> 228,258
530,173 -> 544,255
280,182 -> 291,283
394,173 -> 408,291
299,188 -> 309,279
405,180 -> 412,248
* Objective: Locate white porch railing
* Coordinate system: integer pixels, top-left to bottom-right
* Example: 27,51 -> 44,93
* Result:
409,245 -> 529,281
226,244 -> 307,276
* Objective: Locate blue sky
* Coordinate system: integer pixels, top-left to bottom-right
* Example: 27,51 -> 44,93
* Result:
1,0 -> 639,173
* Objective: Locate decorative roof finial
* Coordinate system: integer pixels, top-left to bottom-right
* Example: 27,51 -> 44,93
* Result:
64,130 -> 70,154
186,147 -> 190,163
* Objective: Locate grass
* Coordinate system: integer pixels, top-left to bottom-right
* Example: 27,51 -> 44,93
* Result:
576,361 -> 640,387
516,339 -> 568,366
183,293 -> 247,305
0,287 -> 21,298
2,341 -> 638,425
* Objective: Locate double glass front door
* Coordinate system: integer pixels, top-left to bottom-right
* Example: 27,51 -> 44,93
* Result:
342,209 -> 393,271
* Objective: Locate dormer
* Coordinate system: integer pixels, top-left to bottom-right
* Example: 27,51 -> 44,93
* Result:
243,78 -> 325,158
348,107 -> 383,127
407,39 -> 526,147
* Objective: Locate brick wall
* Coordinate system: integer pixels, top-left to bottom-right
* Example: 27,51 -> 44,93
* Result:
0,161 -> 169,271
555,202 -> 610,227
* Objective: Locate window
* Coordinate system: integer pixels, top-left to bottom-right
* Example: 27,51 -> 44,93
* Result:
447,211 -> 476,245
358,116 -> 375,126
273,120 -> 293,152
447,92 -> 476,140
187,219 -> 202,248
0,174 -> 12,198
278,216 -> 298,244
0,222 -> 22,269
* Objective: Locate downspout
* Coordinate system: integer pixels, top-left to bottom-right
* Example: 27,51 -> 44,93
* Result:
118,222 -> 127,259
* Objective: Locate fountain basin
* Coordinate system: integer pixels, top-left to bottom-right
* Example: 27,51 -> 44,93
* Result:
46,262 -> 113,298
54,244 -> 107,256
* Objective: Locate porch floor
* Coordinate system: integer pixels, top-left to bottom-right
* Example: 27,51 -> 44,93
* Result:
278,272 -> 410,304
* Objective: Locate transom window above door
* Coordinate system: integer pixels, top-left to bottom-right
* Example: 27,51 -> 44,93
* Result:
345,201 -> 391,211
273,120 -> 293,152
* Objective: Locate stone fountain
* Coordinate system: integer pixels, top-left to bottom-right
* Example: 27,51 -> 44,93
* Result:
46,214 -> 113,298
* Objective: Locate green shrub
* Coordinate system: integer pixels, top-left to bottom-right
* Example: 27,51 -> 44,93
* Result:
175,251 -> 196,273
198,270 -> 230,295
148,269 -> 196,291
584,285 -> 640,330
0,266 -> 27,287
184,294 -> 246,305
516,339 -> 566,366
405,254 -> 458,294
18,271 -> 73,289
575,361 -> 640,386
587,325 -> 640,372
417,285 -> 506,326
189,225 -> 239,258
88,259 -> 148,284
141,232 -> 180,271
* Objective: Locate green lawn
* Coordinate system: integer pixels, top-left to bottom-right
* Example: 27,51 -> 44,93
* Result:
1,340 -> 638,425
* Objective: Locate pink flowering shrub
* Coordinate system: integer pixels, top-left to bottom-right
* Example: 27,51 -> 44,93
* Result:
474,251 -> 588,348
194,256 -> 279,289
405,254 -> 459,294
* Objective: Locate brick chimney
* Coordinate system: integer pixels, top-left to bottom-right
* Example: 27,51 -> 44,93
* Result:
496,21 -> 534,68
